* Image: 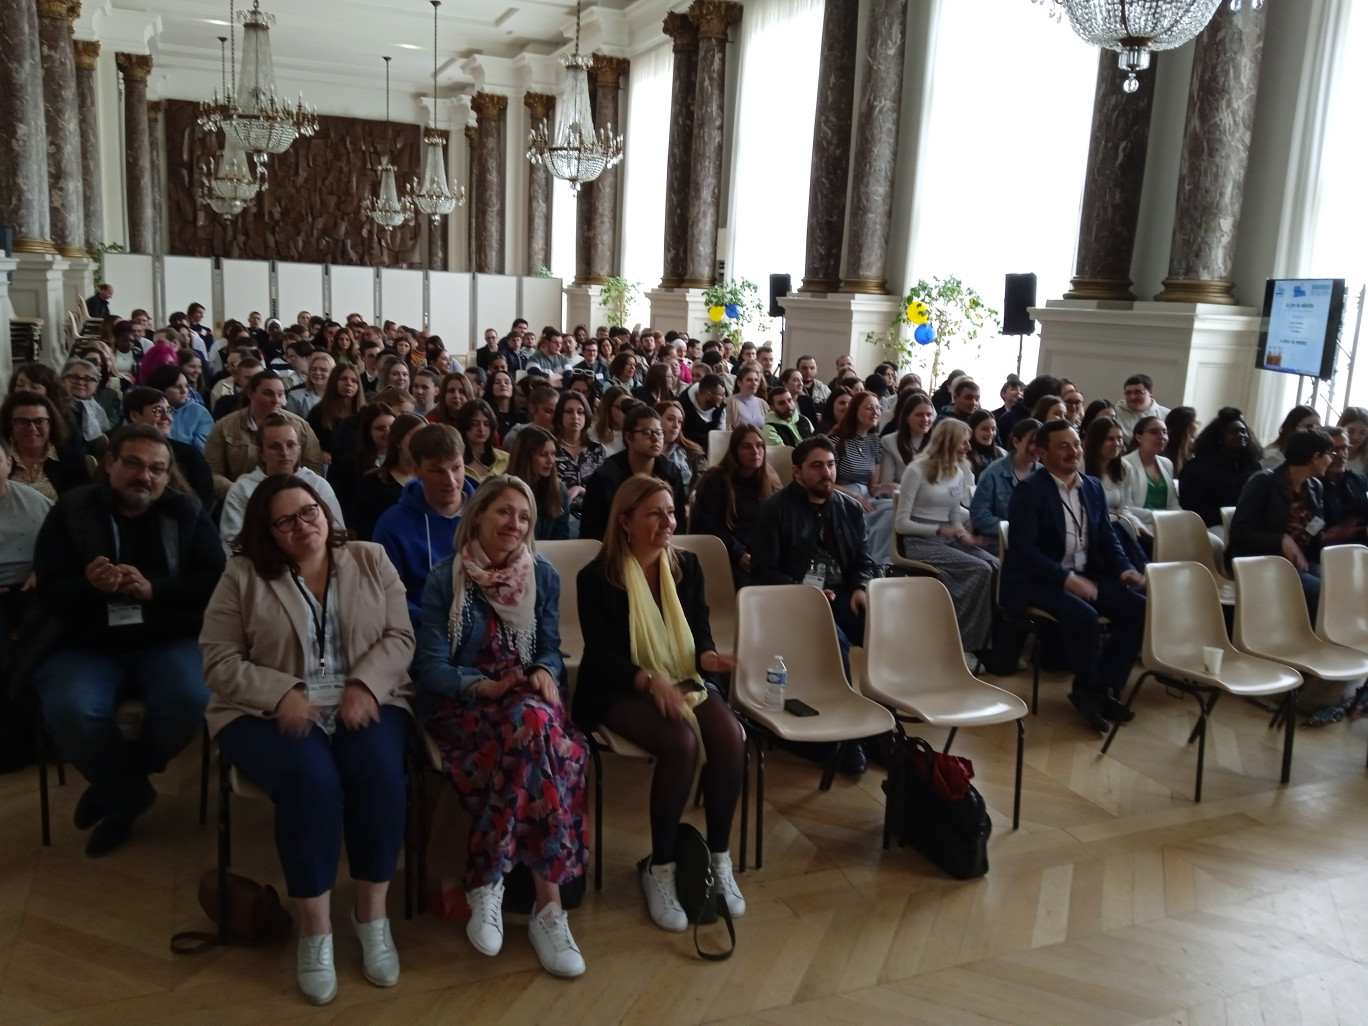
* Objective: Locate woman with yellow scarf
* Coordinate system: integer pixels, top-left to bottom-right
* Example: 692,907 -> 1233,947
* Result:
574,474 -> 747,933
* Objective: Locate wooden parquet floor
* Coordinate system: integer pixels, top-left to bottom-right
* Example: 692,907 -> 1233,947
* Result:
4,666 -> 1368,1025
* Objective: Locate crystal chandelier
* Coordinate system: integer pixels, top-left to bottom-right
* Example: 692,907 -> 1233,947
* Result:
364,57 -> 415,231
411,1 -> 466,222
197,0 -> 318,168
525,0 -> 623,193
198,38 -> 262,219
1037,0 -> 1267,92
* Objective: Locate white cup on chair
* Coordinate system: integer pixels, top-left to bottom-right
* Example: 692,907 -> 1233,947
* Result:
1202,646 -> 1224,676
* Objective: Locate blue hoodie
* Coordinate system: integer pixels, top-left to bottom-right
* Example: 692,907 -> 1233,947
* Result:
373,476 -> 478,628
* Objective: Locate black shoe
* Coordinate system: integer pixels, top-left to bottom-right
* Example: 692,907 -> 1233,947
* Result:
839,741 -> 868,776
1068,692 -> 1110,734
73,787 -> 103,831
1100,694 -> 1136,724
85,782 -> 156,858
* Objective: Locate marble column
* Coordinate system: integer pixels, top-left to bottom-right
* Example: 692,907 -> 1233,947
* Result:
588,54 -> 629,284
37,0 -> 84,259
659,13 -> 698,289
116,52 -> 154,255
73,39 -> 102,249
464,124 -> 478,272
683,0 -> 742,289
840,0 -> 907,295
573,69 -> 595,288
0,0 -> 55,252
524,92 -> 554,275
147,101 -> 163,256
1064,51 -> 1156,301
799,0 -> 858,294
471,92 -> 507,275
1156,2 -> 1267,305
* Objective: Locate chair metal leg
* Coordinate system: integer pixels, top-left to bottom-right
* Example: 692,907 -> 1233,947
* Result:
739,736 -> 750,873
1102,672 -> 1150,755
217,755 -> 231,945
416,762 -> 428,916
942,727 -> 958,754
1281,689 -> 1297,784
755,742 -> 766,871
1193,699 -> 1209,803
199,724 -> 210,827
818,741 -> 842,792
1187,692 -> 1221,746
1012,719 -> 1024,831
591,745 -> 603,892
37,728 -> 51,847
1031,630 -> 1041,715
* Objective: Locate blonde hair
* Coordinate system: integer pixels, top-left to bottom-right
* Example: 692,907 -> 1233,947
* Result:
923,418 -> 970,484
597,473 -> 681,589
452,475 -> 539,557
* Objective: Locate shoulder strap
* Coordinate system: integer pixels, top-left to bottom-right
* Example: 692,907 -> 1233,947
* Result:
694,889 -> 735,961
169,930 -> 219,955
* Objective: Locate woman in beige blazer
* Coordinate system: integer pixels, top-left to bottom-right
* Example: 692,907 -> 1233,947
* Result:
200,473 -> 414,1007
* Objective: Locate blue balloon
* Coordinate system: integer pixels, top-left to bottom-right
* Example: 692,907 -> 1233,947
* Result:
724,303 -> 740,319
914,323 -> 935,345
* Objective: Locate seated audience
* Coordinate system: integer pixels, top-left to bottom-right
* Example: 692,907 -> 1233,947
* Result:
1337,406 -> 1368,474
992,374 -> 1024,421
1178,407 -> 1263,530
591,386 -> 635,456
349,413 -> 426,543
831,390 -> 896,566
551,391 -> 604,527
122,388 -> 214,509
1031,394 -> 1066,426
62,358 -> 112,444
212,355 -> 263,420
681,375 -> 728,450
1120,415 -> 1181,531
305,363 -> 365,463
204,371 -> 323,500
574,475 -> 746,932
1061,383 -> 1087,428
881,390 -> 935,482
33,425 -> 224,856
483,370 -> 524,442
965,409 -> 1005,481
693,424 -> 780,588
1322,426 -> 1368,544
1261,404 -> 1320,469
1163,406 -> 1199,477
328,402 -> 396,510
609,350 -> 639,391
634,362 -> 676,407
430,371 -> 473,428
507,426 -> 570,541
285,352 -> 335,419
200,474 -> 414,1005
996,374 -> 1063,438
940,378 -> 981,423
656,400 -> 704,492
970,418 -> 1041,555
454,399 -> 509,482
1084,415 -> 1145,538
1115,373 -> 1171,437
763,385 -> 813,448
1080,398 -> 1118,435
147,364 -> 214,450
724,362 -> 770,429
579,406 -> 690,542
0,436 -> 52,652
0,390 -> 91,501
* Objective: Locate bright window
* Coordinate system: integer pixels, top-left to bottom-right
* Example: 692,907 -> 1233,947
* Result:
620,42 -> 674,327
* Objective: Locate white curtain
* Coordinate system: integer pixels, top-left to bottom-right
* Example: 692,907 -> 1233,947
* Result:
724,0 -> 823,316
620,42 -> 674,327
905,0 -> 1097,386
549,177 -> 577,286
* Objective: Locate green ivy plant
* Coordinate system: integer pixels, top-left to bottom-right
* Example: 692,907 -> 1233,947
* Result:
86,241 -> 126,284
599,276 -> 641,328
700,278 -> 768,343
868,276 -> 998,383
532,265 -> 554,278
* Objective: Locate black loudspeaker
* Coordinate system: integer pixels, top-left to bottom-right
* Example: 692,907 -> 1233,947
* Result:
769,273 -> 791,318
1003,273 -> 1037,336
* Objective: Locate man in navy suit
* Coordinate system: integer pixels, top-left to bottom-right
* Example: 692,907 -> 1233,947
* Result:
1004,420 -> 1147,732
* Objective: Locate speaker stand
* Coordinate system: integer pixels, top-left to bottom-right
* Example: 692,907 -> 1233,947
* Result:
1015,334 -> 1025,377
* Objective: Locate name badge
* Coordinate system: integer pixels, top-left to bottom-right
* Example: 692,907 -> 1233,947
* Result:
1072,550 -> 1087,572
107,601 -> 144,627
802,559 -> 826,590
309,673 -> 346,709
1305,516 -> 1325,536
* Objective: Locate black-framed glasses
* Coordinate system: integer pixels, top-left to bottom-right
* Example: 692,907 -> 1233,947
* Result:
116,455 -> 170,477
634,428 -> 665,440
64,374 -> 98,385
11,416 -> 50,430
271,503 -> 322,533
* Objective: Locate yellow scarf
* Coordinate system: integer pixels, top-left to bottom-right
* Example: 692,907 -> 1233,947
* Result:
623,551 -> 708,763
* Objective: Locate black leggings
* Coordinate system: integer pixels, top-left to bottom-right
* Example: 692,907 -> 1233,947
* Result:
600,690 -> 745,862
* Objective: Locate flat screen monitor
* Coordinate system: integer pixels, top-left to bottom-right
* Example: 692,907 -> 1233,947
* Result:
1256,277 -> 1346,381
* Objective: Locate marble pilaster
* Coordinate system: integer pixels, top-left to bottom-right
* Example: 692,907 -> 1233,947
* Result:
0,0 -> 56,253
1064,51 -> 1156,301
799,0 -> 858,294
839,0 -> 907,295
1156,2 -> 1267,305
37,0 -> 85,259
587,54 -> 628,284
74,39 -> 101,249
659,13 -> 698,289
524,92 -> 554,275
147,100 -> 163,256
464,124 -> 478,272
471,91 -> 507,275
573,70 -> 595,288
683,0 -> 742,289
116,52 -> 154,255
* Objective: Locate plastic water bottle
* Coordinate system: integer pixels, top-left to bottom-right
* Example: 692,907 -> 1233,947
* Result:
765,655 -> 788,711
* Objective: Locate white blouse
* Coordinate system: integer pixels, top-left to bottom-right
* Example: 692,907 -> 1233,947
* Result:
895,456 -> 973,537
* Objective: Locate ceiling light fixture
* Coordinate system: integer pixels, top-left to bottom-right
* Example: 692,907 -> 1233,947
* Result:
198,36 -> 262,219
363,56 -> 415,231
410,0 -> 466,223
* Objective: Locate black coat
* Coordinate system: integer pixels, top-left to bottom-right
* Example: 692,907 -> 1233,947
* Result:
1227,465 -> 1324,567
578,450 -> 690,542
749,482 -> 876,592
1179,451 -> 1262,527
1324,470 -> 1368,539
572,550 -> 717,732
349,469 -> 404,542
169,437 -> 215,510
692,470 -> 766,588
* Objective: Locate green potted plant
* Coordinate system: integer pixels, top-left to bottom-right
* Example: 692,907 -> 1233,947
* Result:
599,277 -> 641,328
700,278 -> 768,343
868,276 -> 998,382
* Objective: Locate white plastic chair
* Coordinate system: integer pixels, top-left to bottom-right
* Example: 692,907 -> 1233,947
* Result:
862,577 -> 1027,829
1101,561 -> 1302,801
1152,509 -> 1235,604
1316,544 -> 1368,653
1220,506 -> 1235,538
672,534 -> 737,657
707,430 -> 730,467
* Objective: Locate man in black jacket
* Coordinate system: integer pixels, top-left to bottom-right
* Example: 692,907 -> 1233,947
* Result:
579,406 -> 689,542
31,425 -> 225,857
122,387 -> 215,510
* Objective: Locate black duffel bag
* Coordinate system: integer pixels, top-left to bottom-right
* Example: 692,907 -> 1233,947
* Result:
882,735 -> 991,879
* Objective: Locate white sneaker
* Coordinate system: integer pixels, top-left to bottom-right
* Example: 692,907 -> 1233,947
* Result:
466,880 -> 505,956
710,851 -> 746,917
296,933 -> 337,1005
640,861 -> 688,932
351,911 -> 399,987
528,901 -> 586,977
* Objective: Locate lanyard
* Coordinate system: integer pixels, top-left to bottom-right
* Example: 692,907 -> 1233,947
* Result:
292,570 -> 330,672
1060,486 -> 1086,540
110,515 -> 121,563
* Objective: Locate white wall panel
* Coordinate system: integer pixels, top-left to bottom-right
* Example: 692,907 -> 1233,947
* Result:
474,274 -> 520,343
329,265 -> 376,324
379,269 -> 425,332
429,272 -> 473,354
221,259 -> 272,325
519,277 -> 565,333
161,256 -> 215,327
101,254 -> 155,322
276,262 -> 325,324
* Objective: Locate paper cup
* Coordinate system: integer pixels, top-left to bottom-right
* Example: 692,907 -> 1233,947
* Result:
1202,646 -> 1224,676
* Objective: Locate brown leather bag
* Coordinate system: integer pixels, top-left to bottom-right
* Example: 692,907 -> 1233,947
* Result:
170,870 -> 293,954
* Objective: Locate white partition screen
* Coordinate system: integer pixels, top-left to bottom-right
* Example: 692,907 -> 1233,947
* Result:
102,254 -> 155,322
329,266 -> 376,324
162,256 -> 215,328
379,269 -> 425,331
221,259 -> 272,325
474,274 -> 519,344
429,272 -> 473,353
276,262 -> 325,324
519,277 -> 565,333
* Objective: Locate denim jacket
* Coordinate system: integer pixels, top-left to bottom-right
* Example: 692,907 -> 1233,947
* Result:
970,455 -> 1039,536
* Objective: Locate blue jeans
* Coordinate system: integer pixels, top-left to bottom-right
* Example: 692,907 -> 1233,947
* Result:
34,639 -> 209,817
216,705 -> 410,898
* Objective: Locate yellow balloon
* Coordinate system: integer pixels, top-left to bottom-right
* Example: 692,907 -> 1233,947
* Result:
907,301 -> 930,326
708,305 -> 725,322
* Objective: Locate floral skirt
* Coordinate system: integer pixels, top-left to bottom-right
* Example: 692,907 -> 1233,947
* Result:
428,692 -> 590,891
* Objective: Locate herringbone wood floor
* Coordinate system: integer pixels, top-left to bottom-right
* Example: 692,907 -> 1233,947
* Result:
3,664 -> 1368,1025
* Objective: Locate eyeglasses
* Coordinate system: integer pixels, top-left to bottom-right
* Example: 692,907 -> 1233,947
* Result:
148,405 -> 172,418
116,455 -> 170,477
11,416 -> 50,430
271,503 -> 322,533
634,429 -> 665,440
64,374 -> 98,385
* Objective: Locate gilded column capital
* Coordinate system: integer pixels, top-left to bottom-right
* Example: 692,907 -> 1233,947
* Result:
36,0 -> 73,19
464,124 -> 478,145
470,92 -> 508,121
115,52 -> 153,80
67,1 -> 82,20
73,39 -> 100,69
147,100 -> 163,120
688,0 -> 741,41
591,54 -> 630,88
523,91 -> 555,122
663,11 -> 699,51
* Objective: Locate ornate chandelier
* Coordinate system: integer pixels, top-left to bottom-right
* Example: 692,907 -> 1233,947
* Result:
525,0 -> 623,193
1038,0 -> 1267,92
197,0 -> 318,167
198,38 -> 261,219
364,57 -> 415,231
411,1 -> 466,222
